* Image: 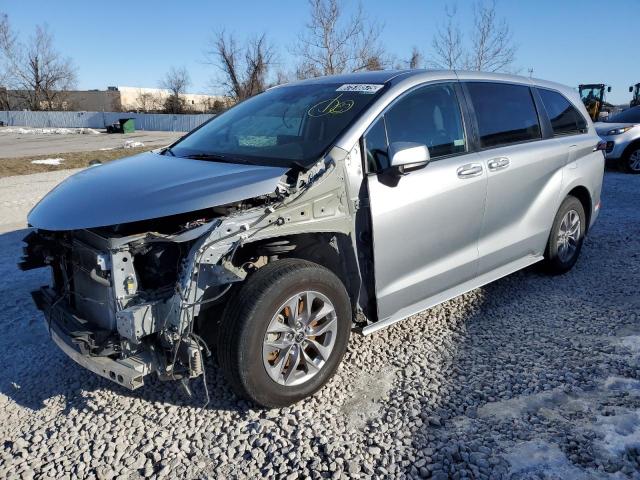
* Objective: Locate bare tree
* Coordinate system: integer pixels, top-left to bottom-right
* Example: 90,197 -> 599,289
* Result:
294,0 -> 386,78
207,31 -> 275,102
430,1 -> 516,73
200,97 -> 227,114
0,19 -> 77,110
431,4 -> 463,69
135,89 -> 162,113
0,13 -> 15,91
408,47 -> 424,69
0,16 -> 9,109
160,66 -> 191,113
273,69 -> 292,87
464,0 -> 516,72
362,55 -> 384,72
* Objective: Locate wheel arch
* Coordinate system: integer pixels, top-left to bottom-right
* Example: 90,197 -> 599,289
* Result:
566,185 -> 592,233
234,232 -> 365,319
622,138 -> 640,157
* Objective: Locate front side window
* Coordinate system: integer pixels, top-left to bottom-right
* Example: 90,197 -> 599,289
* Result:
538,88 -> 587,136
364,117 -> 389,171
171,83 -> 384,169
384,83 -> 466,160
363,83 -> 466,172
466,82 -> 541,148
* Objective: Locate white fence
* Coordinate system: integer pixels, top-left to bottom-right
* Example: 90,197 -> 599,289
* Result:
0,111 -> 215,132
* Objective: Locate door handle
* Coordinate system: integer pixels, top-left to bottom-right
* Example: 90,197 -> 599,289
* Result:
487,157 -> 510,171
456,163 -> 483,178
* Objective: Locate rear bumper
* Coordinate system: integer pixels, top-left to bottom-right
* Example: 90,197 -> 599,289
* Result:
33,287 -> 153,390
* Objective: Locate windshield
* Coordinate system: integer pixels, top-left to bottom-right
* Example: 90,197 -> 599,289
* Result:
170,83 -> 385,169
606,106 -> 640,123
580,87 -> 604,104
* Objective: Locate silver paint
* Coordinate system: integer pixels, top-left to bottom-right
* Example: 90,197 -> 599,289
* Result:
29,70 -> 606,391
27,151 -> 288,231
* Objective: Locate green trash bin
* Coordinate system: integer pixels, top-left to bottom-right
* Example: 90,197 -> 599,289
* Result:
120,118 -> 135,133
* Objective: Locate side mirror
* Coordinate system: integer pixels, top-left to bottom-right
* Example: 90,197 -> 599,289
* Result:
387,142 -> 430,175
607,86 -> 612,93
630,86 -> 634,93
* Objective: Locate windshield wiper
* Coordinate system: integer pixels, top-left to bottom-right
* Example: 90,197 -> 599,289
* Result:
184,152 -> 255,165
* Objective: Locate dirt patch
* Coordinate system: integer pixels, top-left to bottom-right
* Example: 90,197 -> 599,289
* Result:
0,147 -> 150,177
340,367 -> 397,429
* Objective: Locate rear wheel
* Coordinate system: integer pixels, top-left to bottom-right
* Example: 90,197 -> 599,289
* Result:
542,196 -> 586,275
622,145 -> 640,174
217,259 -> 351,407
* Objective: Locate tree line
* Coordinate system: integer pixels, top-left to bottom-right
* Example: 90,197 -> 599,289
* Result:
0,0 -> 517,113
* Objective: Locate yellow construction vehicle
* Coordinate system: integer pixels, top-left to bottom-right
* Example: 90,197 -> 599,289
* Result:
579,84 -> 612,121
630,83 -> 640,108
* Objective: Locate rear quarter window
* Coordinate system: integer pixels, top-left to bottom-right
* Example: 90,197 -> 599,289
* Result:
537,88 -> 588,136
466,82 -> 541,148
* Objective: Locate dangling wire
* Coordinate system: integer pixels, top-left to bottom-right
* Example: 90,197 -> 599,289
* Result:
191,332 -> 212,410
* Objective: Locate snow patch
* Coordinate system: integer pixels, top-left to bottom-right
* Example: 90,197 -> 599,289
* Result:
504,440 -> 591,479
123,140 -> 145,149
594,411 -> 640,456
31,158 -> 64,166
617,335 -> 640,354
604,376 -> 640,394
478,388 -> 571,419
0,127 -> 100,135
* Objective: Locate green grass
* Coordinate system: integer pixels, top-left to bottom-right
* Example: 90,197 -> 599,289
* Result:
0,147 -> 151,178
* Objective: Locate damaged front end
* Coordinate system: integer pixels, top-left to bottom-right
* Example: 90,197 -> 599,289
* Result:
20,149 -> 366,395
21,191 -> 284,391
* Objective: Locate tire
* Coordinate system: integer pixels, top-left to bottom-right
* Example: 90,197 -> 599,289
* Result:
542,195 -> 586,275
217,259 -> 352,407
621,144 -> 640,174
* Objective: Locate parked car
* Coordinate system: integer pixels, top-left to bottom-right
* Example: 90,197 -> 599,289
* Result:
21,71 -> 604,407
595,106 -> 640,173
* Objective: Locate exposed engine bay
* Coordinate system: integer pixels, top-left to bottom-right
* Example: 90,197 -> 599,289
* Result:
20,147 -> 375,402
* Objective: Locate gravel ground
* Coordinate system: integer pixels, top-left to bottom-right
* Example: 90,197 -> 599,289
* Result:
0,171 -> 639,479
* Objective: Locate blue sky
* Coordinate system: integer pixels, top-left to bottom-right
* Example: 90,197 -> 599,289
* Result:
3,0 -> 638,104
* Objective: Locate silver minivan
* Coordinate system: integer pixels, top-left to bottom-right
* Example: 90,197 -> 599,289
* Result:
22,70 -> 604,407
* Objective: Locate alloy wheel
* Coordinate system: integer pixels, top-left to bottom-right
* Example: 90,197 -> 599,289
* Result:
262,291 -> 338,386
557,209 -> 581,263
629,149 -> 640,172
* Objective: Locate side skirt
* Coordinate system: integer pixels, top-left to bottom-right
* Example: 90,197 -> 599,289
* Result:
361,254 -> 543,335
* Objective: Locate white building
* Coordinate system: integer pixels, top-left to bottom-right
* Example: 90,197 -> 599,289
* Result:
115,86 -> 225,113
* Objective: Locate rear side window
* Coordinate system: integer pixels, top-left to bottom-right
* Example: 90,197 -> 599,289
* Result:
466,82 -> 541,148
537,88 -> 588,136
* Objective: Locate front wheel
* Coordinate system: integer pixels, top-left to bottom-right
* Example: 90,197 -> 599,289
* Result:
542,195 -> 586,275
217,259 -> 352,407
622,145 -> 640,174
